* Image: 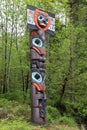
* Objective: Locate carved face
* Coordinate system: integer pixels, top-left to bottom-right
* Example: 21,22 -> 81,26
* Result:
37,14 -> 48,28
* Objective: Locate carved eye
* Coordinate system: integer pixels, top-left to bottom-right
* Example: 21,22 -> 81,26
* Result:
38,14 -> 45,22
32,72 -> 42,82
32,37 -> 43,47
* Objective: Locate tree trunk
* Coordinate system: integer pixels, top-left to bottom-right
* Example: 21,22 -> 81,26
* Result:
3,4 -> 8,93
7,2 -> 14,91
15,18 -> 25,100
68,0 -> 79,102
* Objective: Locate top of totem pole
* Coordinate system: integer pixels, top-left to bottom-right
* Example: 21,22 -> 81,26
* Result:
27,5 -> 55,35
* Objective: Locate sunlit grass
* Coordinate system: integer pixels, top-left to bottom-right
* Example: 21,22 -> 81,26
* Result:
0,119 -> 80,130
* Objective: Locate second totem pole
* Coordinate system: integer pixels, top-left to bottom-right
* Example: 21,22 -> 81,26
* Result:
27,5 -> 55,124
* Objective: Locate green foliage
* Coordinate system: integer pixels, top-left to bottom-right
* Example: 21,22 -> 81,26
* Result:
58,116 -> 76,126
0,119 -> 44,130
0,98 -> 12,108
47,106 -> 60,122
0,98 -> 79,130
1,91 -> 24,101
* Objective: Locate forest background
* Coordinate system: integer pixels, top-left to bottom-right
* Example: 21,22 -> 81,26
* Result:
0,0 -> 87,130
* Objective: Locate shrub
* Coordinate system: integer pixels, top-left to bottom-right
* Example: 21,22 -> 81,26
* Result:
0,98 -> 10,107
3,91 -> 24,102
47,105 -> 60,122
58,116 -> 76,126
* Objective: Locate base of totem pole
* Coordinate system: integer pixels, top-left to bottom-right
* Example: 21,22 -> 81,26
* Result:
31,108 -> 46,124
31,86 -> 46,124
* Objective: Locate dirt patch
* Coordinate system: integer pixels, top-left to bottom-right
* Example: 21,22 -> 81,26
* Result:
0,108 -> 7,119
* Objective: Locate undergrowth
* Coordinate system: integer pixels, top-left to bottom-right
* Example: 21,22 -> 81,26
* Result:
0,98 -> 79,130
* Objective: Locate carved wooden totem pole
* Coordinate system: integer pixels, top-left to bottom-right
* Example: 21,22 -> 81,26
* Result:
27,5 -> 55,124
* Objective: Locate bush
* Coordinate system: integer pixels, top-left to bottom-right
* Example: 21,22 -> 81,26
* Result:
58,116 -> 76,126
2,91 -> 24,102
0,98 -> 10,107
0,90 -> 30,104
47,105 -> 60,122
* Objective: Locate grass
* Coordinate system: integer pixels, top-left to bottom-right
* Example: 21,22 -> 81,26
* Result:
0,119 -> 46,130
0,98 -> 81,130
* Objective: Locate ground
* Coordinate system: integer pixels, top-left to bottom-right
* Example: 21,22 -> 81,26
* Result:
0,98 -> 83,130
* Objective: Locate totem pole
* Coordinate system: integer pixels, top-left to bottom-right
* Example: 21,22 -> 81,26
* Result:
27,5 -> 55,124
